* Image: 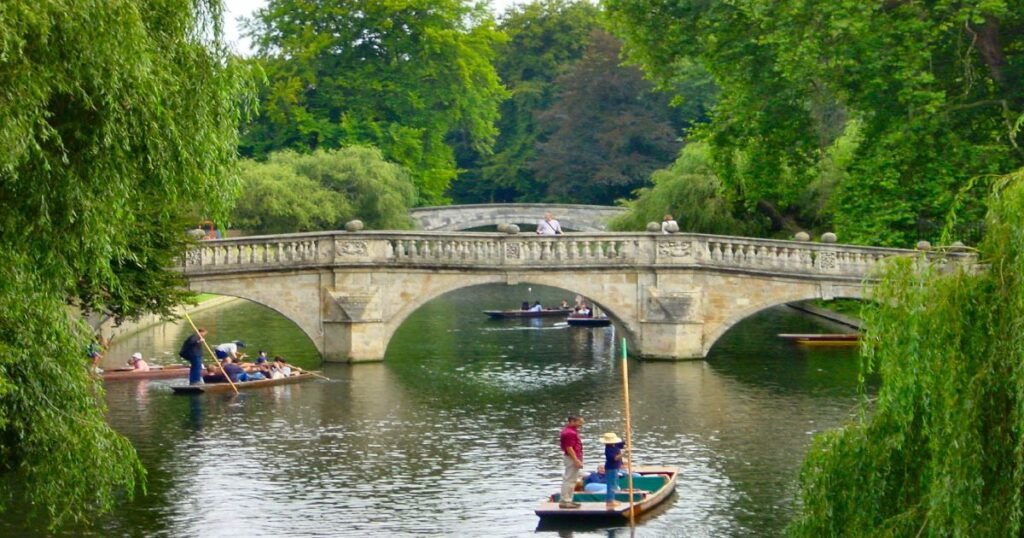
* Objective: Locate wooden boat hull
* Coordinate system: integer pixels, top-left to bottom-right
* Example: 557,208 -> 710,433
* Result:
567,317 -> 611,327
778,333 -> 859,346
485,309 -> 573,319
170,371 -> 318,394
535,466 -> 678,520
102,364 -> 190,381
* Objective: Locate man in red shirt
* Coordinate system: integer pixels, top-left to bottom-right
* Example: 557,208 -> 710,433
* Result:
559,414 -> 585,508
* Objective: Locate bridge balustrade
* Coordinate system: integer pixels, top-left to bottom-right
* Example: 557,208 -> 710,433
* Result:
180,231 -> 943,280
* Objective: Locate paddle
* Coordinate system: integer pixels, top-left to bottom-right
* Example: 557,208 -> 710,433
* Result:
287,365 -> 330,381
182,311 -> 239,395
621,337 -> 636,526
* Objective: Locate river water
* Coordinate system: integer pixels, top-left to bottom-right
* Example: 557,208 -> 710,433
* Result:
8,284 -> 869,537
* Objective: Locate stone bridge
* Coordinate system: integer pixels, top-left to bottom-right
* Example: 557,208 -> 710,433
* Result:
409,203 -> 627,231
178,231 -> 958,362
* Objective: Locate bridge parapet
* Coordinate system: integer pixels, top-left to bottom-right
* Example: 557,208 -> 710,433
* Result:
179,231 -> 960,281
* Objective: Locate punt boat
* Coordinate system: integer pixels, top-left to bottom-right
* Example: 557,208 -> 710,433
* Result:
777,333 -> 860,346
535,466 -> 678,520
484,308 -> 574,319
566,315 -> 612,327
102,364 -> 190,381
171,371 -> 318,394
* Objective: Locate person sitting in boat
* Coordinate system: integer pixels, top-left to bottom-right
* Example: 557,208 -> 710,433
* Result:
127,352 -> 151,372
254,353 -> 273,377
528,301 -> 543,312
271,356 -> 292,378
583,464 -> 609,492
223,356 -> 265,382
575,304 -> 592,317
521,301 -> 530,310
213,340 -> 246,361
560,299 -> 570,309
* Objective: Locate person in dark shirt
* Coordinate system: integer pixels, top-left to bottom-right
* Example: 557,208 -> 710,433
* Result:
600,432 -> 626,509
178,328 -> 207,385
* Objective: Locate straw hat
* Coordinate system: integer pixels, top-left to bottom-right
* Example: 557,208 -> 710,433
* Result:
599,432 -> 622,444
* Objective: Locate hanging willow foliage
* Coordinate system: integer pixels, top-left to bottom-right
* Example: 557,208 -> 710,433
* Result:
789,168 -> 1024,536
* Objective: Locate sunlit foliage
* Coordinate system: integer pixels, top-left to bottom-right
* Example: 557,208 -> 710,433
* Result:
0,0 -> 251,527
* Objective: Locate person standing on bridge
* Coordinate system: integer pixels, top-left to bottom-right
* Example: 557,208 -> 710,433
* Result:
537,212 -> 563,235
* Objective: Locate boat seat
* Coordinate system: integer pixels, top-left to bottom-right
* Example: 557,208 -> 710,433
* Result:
554,491 -> 646,503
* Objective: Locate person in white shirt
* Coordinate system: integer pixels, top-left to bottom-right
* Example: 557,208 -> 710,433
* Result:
536,213 -> 563,235
213,340 -> 246,361
661,214 -> 678,234
528,301 -> 543,312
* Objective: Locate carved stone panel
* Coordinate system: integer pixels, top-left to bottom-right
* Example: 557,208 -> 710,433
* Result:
645,287 -> 700,322
335,240 -> 368,257
325,288 -> 381,322
657,240 -> 692,260
815,250 -> 838,272
505,243 -> 521,259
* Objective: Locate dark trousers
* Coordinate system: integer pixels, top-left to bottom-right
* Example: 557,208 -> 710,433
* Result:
187,355 -> 204,385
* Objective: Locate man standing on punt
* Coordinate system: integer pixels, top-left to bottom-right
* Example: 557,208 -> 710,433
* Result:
559,414 -> 585,508
179,327 -> 207,386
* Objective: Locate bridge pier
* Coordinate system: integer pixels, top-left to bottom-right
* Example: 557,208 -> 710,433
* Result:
638,321 -> 706,360
323,321 -> 386,362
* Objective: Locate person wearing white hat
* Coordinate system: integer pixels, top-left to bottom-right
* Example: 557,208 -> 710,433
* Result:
600,432 -> 625,510
128,352 -> 151,372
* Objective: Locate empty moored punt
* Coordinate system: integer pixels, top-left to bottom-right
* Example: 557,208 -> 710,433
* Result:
566,315 -> 611,327
102,364 -> 190,381
777,333 -> 860,346
484,308 -> 574,319
170,371 -> 318,394
536,466 -> 678,520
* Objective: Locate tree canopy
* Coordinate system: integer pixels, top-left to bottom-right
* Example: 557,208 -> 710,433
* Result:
448,0 -> 601,203
240,0 -> 507,205
530,28 -> 682,204
605,0 -> 1024,245
233,148 -> 416,234
0,0 -> 250,527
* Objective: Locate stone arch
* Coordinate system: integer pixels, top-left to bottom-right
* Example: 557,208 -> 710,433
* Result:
703,287 -> 866,357
376,275 -> 637,358
186,273 -> 323,355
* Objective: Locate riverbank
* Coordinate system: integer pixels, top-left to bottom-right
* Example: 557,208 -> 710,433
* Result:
88,295 -> 240,343
786,301 -> 862,330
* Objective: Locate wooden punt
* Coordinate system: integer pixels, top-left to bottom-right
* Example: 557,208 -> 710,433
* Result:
102,364 -> 190,381
778,333 -> 859,346
170,371 -> 318,394
484,308 -> 574,319
566,315 -> 611,327
536,466 -> 677,520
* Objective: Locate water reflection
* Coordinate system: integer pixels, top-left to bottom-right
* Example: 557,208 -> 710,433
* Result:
6,286 -> 870,537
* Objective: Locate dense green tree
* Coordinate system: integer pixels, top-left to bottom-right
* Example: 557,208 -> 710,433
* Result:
233,148 -> 416,234
608,143 -> 764,235
605,0 -> 1024,246
241,0 -> 507,204
790,167 -> 1024,535
448,0 -> 601,203
530,29 -> 683,204
0,0 -> 251,528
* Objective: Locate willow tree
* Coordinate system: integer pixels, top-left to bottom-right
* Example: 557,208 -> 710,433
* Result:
0,0 -> 250,528
789,167 -> 1024,535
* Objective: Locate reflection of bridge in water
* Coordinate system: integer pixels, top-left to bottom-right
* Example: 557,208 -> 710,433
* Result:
179,230 -> 966,362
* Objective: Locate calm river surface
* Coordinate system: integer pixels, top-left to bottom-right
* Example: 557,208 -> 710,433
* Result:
9,284 -> 870,537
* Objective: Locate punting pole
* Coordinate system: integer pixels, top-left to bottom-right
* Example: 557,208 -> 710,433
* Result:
621,338 -> 636,526
182,311 -> 239,394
